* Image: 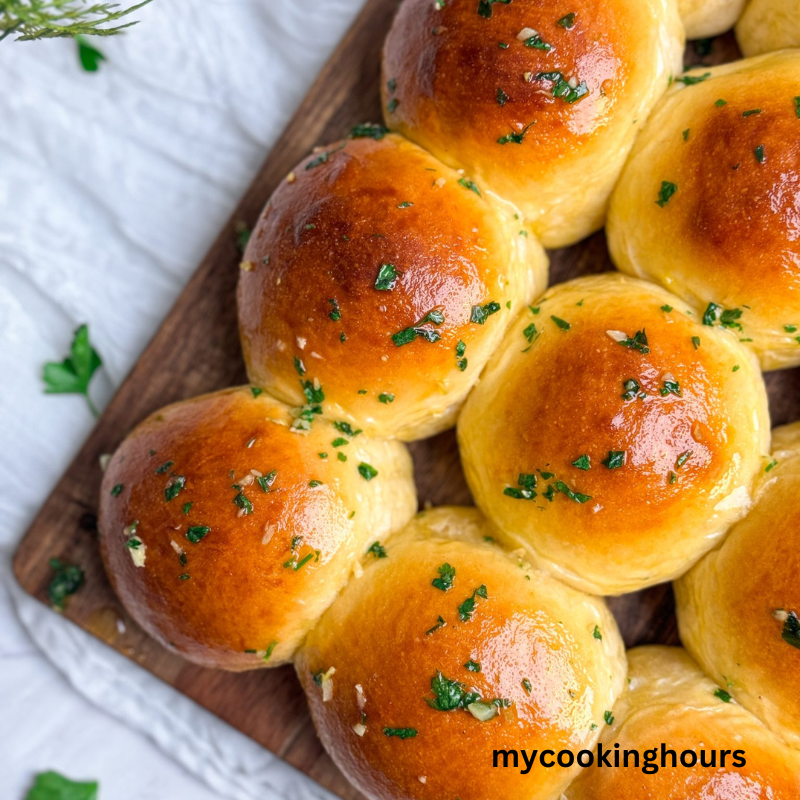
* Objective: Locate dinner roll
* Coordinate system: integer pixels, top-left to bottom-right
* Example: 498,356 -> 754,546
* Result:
737,0 -> 800,57
99,387 -> 416,670
675,421 -> 800,750
564,646 -> 800,798
296,507 -> 626,800
678,0 -> 747,39
608,52 -> 800,371
238,132 -> 546,442
458,273 -> 770,596
381,0 -> 684,248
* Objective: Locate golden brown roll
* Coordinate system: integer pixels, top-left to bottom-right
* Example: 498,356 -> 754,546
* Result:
737,0 -> 800,57
458,273 -> 770,596
99,387 -> 416,670
238,132 -> 546,442
564,646 -> 800,798
296,507 -> 626,800
381,0 -> 684,248
678,0 -> 747,38
676,420 -> 800,750
608,52 -> 800,371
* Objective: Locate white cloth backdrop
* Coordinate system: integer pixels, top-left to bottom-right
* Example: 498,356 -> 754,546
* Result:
0,1 -> 365,796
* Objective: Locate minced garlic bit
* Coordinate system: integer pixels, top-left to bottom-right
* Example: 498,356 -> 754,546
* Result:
352,722 -> 366,737
419,777 -> 427,785
239,261 -> 254,272
262,524 -> 277,545
517,27 -> 538,40
606,330 -> 627,342
320,667 -> 336,702
775,609 -> 790,622
286,171 -> 296,184
355,683 -> 367,710
99,453 -> 111,471
169,539 -> 184,557
434,177 -> 447,188
127,537 -> 146,568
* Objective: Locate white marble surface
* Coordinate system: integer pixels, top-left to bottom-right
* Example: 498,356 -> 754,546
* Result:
0,1 -> 364,796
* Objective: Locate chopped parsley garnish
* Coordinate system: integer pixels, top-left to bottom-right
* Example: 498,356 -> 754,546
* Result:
456,340 -> 467,371
305,143 -> 345,170
523,33 -> 551,51
165,475 -> 186,502
186,525 -> 210,544
328,298 -> 341,322
714,688 -> 732,703
523,323 -> 539,344
349,123 -> 388,140
358,462 -> 378,481
25,771 -> 98,800
426,615 -> 447,635
392,309 -> 445,347
375,263 -> 399,291
337,452 -> 347,462
458,177 -> 482,196
572,455 -> 591,470
383,727 -> 417,738
367,541 -> 387,558
471,301 -> 501,324
554,481 -> 592,503
703,302 -> 743,331
302,380 -> 325,405
294,356 -> 306,376
233,490 -> 253,515
426,671 -> 480,710
387,78 -> 397,93
604,710 -> 614,725
659,378 -> 681,397
535,71 -> 589,104
618,329 -> 649,354
387,98 -> 399,113
692,336 -> 701,350
786,325 -> 798,333
675,450 -> 692,469
458,585 -> 488,621
781,611 -> 800,649
334,421 -> 362,437
477,0 -> 512,18
661,305 -> 673,312
110,483 -> 123,496
522,678 -> 532,694
465,660 -> 481,672
497,121 -> 535,145
622,378 -> 645,401
742,109 -> 761,117
656,181 -> 677,207
715,99 -> 727,107
550,315 -> 570,330
557,12 -> 576,27
182,502 -> 193,515
504,472 -> 537,500
795,97 -> 800,119
765,459 -> 778,473
155,460 -> 174,474
754,145 -> 765,163
432,562 -> 456,591
47,559 -> 85,610
675,72 -> 710,85
683,128 -> 690,141
251,386 -> 263,398
257,470 -> 277,492
379,392 -> 395,404
309,480 -> 322,488
398,201 -> 413,208
332,438 -> 348,448
497,87 -> 509,106
264,641 -> 277,661
593,625 -> 602,640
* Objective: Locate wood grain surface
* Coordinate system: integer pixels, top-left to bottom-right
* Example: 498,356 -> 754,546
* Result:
12,3 -> 800,798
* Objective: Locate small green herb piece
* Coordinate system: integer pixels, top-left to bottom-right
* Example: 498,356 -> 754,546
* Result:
387,98 -> 399,113
155,460 -> 174,475
555,481 -> 592,503
256,470 -> 277,492
683,128 -> 690,141
459,177 -> 482,196
358,462 -> 378,481
110,483 -> 123,496
25,771 -> 98,800
604,710 -> 614,725
432,562 -> 456,591
367,541 -> 387,558
572,455 -> 591,471
264,641 -> 278,662
676,450 -> 693,469
42,324 -> 102,416
426,671 -> 480,710
602,451 -> 626,470
392,309 -> 445,347
593,625 -> 602,640
497,87 -> 509,106
349,123 -> 389,140
781,611 -> 800,649
714,688 -> 732,703
523,33 -> 551,51
379,392 -> 395,404
182,502 -> 193,515
164,475 -> 186,502
458,584 -> 488,621
426,615 -> 447,635
661,304 -> 673,313
692,336 -> 701,350
387,78 -> 397,93
703,302 -> 743,331
233,490 -> 253,515
477,0 -> 512,18
383,727 -> 418,738
328,298 -> 341,322
715,98 -> 727,107
302,380 -> 325,405
675,72 -> 711,85
522,678 -> 532,694
656,181 -> 678,207
523,323 -> 538,344
550,315 -> 571,331
308,480 -> 323,488
294,356 -> 306,377
497,121 -> 535,145
765,459 -> 778,473
47,559 -> 85,611
456,339 -> 468,371
618,329 -> 649,354
465,659 -> 481,672
251,386 -> 263,398
660,378 -> 681,397
795,97 -> 800,119
186,525 -> 210,544
334,421 -> 362,437
535,71 -> 589,104
337,452 -> 347,462
754,144 -> 766,164
375,263 -> 399,291
733,364 -> 740,372
557,12 -> 576,28
742,109 -> 762,117
471,301 -> 501,324
622,378 -> 645,401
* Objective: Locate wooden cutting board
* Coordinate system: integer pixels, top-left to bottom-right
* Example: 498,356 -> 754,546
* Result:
13,3 -> 800,797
